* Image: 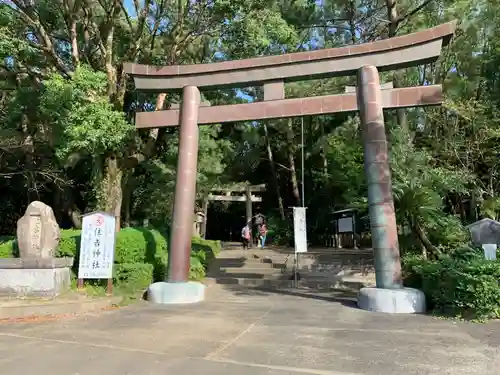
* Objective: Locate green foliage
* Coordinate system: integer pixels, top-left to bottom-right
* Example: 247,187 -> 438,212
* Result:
402,247 -> 500,320
57,229 -> 82,257
221,5 -> 300,58
39,66 -> 132,159
0,236 -> 15,258
0,228 -> 220,293
391,128 -> 471,250
114,263 -> 155,292
191,237 -> 221,279
190,250 -> 206,281
135,125 -> 232,226
56,227 -> 169,282
324,118 -> 366,205
266,216 -> 293,246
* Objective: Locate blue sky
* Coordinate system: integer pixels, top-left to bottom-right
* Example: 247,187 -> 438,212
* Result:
124,0 -> 137,17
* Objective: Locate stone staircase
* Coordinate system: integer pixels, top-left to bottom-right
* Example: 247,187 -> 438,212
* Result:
205,244 -> 376,292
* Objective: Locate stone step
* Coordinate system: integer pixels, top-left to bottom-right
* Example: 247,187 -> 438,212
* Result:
208,267 -> 376,281
265,253 -> 372,257
208,258 -> 272,266
214,267 -> 282,275
211,258 -> 373,274
253,262 -> 374,273
206,271 -> 280,280
264,252 -> 373,259
295,266 -> 374,274
247,250 -> 373,257
207,277 -> 284,287
210,260 -> 284,269
217,256 -> 265,263
210,266 -> 373,278
211,249 -> 374,279
206,275 -> 373,290
221,247 -> 373,256
260,257 -> 373,268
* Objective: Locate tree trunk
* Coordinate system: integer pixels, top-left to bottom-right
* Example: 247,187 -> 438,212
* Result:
60,187 -> 82,228
102,155 -> 123,232
286,118 -> 301,206
121,170 -> 133,228
347,0 -> 357,45
409,217 -> 440,259
263,123 -> 285,219
392,74 -> 409,132
469,192 -> 477,222
319,119 -> 328,175
458,195 -> 467,223
21,113 -> 36,202
68,206 -> 82,229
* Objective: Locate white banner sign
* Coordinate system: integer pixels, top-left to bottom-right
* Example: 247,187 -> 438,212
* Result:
78,212 -> 116,279
482,244 -> 497,261
293,207 -> 308,253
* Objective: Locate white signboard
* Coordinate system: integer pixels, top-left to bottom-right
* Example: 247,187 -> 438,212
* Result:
293,207 -> 308,253
338,217 -> 353,233
482,244 -> 497,261
78,212 -> 116,279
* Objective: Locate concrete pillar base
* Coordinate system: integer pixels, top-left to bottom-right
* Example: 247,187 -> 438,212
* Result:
147,281 -> 205,304
357,287 -> 426,314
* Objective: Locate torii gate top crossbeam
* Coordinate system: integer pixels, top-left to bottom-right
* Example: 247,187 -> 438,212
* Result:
134,85 -> 442,128
124,21 -> 456,92
211,184 -> 266,193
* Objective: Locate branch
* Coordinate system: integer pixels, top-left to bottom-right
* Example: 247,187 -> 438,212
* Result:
133,0 -> 141,15
297,23 -> 356,30
297,17 -> 351,29
396,0 -> 435,24
123,93 -> 169,168
0,169 -> 70,187
63,0 -> 83,68
120,1 -> 134,31
104,1 -> 122,101
149,0 -> 166,53
126,0 -> 152,62
81,1 -> 106,57
10,0 -> 72,77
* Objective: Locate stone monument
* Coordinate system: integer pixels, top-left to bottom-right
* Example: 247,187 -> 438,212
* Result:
467,218 -> 500,246
17,201 -> 60,258
0,201 -> 74,297
466,218 -> 500,260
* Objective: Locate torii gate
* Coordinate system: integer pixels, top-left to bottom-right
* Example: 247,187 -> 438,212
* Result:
201,184 -> 266,244
125,21 -> 457,311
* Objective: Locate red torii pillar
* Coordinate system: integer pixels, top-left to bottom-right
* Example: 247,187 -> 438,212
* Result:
356,66 -> 425,313
168,86 -> 201,283
147,86 -> 206,304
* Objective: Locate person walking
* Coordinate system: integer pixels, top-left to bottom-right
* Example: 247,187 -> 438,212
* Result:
253,213 -> 265,247
259,223 -> 268,249
241,222 -> 251,250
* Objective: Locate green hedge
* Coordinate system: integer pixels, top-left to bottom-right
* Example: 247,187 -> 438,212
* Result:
0,228 -> 220,293
0,236 -> 15,258
402,246 -> 500,320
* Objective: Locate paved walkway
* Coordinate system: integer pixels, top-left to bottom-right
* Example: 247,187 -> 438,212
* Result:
0,285 -> 499,375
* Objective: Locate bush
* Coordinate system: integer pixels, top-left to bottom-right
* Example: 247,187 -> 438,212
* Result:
115,263 -> 154,292
0,236 -> 15,258
402,246 -> 500,320
266,217 -> 293,246
0,227 -> 221,292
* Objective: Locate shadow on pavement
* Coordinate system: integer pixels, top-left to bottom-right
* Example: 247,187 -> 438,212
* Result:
219,284 -> 359,308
